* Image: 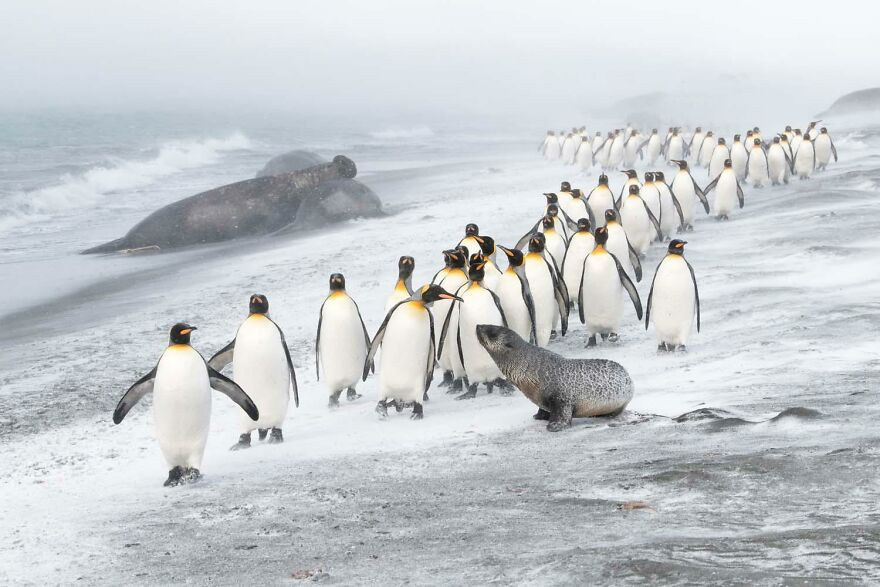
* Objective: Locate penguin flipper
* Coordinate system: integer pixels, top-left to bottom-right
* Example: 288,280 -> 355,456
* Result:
365,300 -> 407,380
644,258 -> 663,330
208,366 -> 259,421
513,265 -> 538,344
436,294 -> 458,362
577,257 -> 588,325
487,288 -> 508,328
515,220 -> 541,251
271,319 -> 299,408
703,175 -> 720,195
642,199 -> 663,241
831,139 -> 838,162
544,257 -> 569,335
352,298 -> 374,374
686,259 -> 701,332
315,299 -> 326,380
610,252 -> 643,320
736,181 -> 745,209
207,339 -> 235,371
669,189 -> 686,230
112,366 -> 156,424
425,311 -> 436,393
626,240 -> 643,282
689,174 -> 710,214
558,207 -> 579,235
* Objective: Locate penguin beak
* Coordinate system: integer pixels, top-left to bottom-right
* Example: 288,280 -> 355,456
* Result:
498,245 -> 514,257
180,326 -> 196,335
440,293 -> 463,302
473,235 -> 484,245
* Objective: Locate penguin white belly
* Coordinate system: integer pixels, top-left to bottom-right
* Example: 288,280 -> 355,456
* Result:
498,270 -> 532,341
482,263 -> 502,292
544,140 -> 561,160
731,145 -> 748,180
767,147 -> 787,184
791,136 -> 803,153
689,134 -> 704,162
458,236 -> 481,258
319,295 -> 367,394
385,284 -> 410,313
667,137 -> 684,161
623,141 -> 639,167
152,346 -> 212,469
561,139 -> 577,164
575,143 -> 593,170
233,315 -> 290,431
605,225 -> 635,281
581,253 -> 624,334
544,231 -> 566,269
651,257 -> 695,346
458,286 -> 504,383
588,189 -> 615,228
562,198 -> 589,224
815,136 -> 832,167
698,140 -> 715,167
598,142 -> 612,168
379,303 -> 431,402
658,186 -> 678,238
620,196 -> 652,254
435,273 -> 468,374
748,153 -> 769,186
794,144 -> 814,178
524,253 -> 556,347
608,140 -> 624,169
562,235 -> 594,302
714,173 -> 738,217
647,137 -> 662,164
708,148 -> 728,179
556,191 -> 574,211
672,176 -> 696,226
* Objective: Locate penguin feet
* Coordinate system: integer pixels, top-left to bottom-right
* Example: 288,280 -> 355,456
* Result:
550,330 -> 558,340
447,378 -> 464,394
438,370 -> 454,388
657,343 -> 671,353
533,408 -> 551,421
600,333 -> 608,341
395,400 -> 407,412
164,466 -> 185,487
346,387 -> 362,402
268,428 -> 283,444
229,433 -> 251,451
586,335 -> 597,348
675,344 -> 687,352
375,401 -> 389,418
686,224 -> 695,232
258,428 -> 269,441
411,403 -> 424,420
547,420 -> 572,432
455,385 -> 478,401
485,381 -> 494,394
182,468 -> 201,484
608,332 -> 619,343
423,390 -> 430,402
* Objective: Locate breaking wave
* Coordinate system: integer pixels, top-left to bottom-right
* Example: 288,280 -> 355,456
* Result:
0,132 -> 251,230
368,126 -> 435,140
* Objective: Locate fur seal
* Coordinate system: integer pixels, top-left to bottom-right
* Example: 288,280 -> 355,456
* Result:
82,155 -> 379,253
476,324 -> 633,431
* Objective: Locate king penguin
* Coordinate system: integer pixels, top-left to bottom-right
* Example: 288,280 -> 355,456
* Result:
444,254 -> 509,400
767,136 -> 792,185
522,233 -> 569,346
640,172 -> 662,238
645,129 -> 663,165
730,134 -> 749,181
561,218 -> 596,305
793,132 -> 816,179
669,160 -> 709,231
604,209 -> 642,283
619,184 -> 661,256
431,248 -> 469,392
617,170 -> 641,208
654,171 -> 685,240
543,132 -> 561,160
586,173 -> 617,229
746,138 -> 770,187
814,128 -> 838,170
497,245 -> 538,344
697,131 -> 716,168
578,226 -> 643,347
458,223 -> 483,258
386,256 -> 415,312
646,240 -> 700,352
708,137 -> 730,179
209,294 -> 299,449
366,284 -> 462,419
316,274 -> 372,407
687,127 -> 704,162
666,128 -> 687,162
703,159 -> 745,220
113,323 -> 259,486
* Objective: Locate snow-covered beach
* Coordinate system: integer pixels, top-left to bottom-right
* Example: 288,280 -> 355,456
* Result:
1,117 -> 878,583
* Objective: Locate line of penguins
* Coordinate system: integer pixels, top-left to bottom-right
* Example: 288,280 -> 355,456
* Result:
112,122 -> 840,486
540,122 -> 839,180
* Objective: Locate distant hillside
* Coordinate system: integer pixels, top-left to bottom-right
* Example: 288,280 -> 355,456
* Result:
817,88 -> 880,117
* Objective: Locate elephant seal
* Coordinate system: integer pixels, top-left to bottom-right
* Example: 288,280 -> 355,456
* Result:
82,155 -> 379,254
256,150 -> 326,177
476,324 -> 633,431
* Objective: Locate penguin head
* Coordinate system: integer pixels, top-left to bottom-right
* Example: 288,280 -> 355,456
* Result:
465,223 -> 479,237
577,217 -> 592,232
652,128 -> 658,134
170,323 -> 197,345
541,215 -> 555,231
706,131 -> 714,137
622,169 -> 637,179
468,254 -> 487,281
628,184 -> 640,196
249,294 -> 269,314
448,247 -> 468,269
419,284 -> 463,305
717,137 -> 726,145
772,136 -> 781,144
547,130 -> 553,135
571,188 -> 583,199
780,134 -> 790,143
328,274 -> 346,292
543,192 -> 558,205
794,129 -> 802,136
733,134 -> 741,141
753,126 -> 760,133
546,204 -> 559,218
820,127 -> 828,134
473,234 -> 496,256
598,174 -> 609,186
785,125 -> 792,132
441,249 -> 456,268
672,160 -> 688,170
498,245 -> 524,267
397,256 -> 415,279
753,138 -> 762,147
695,126 -> 702,132
476,324 -> 521,354
745,130 -> 753,139
527,232 -> 546,253
604,209 -> 618,224
644,171 -> 654,183
724,159 -> 733,168
655,171 -> 666,181
668,239 -> 687,256
560,181 -> 571,192
594,226 -> 609,246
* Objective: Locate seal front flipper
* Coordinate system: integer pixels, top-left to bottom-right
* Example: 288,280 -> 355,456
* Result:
207,365 -> 259,421
112,366 -> 157,424
545,393 -> 573,432
208,339 -> 235,371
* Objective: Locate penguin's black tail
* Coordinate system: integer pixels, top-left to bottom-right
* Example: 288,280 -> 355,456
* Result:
81,237 -> 127,254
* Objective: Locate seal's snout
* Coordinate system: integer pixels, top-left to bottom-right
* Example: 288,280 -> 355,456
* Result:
476,324 -> 502,348
332,155 -> 357,179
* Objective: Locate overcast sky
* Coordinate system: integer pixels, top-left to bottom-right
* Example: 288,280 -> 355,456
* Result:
1,0 -> 877,125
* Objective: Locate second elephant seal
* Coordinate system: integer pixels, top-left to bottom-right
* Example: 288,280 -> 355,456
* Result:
476,324 -> 633,431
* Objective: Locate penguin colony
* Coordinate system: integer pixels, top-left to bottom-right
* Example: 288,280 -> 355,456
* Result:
114,122 -> 838,486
